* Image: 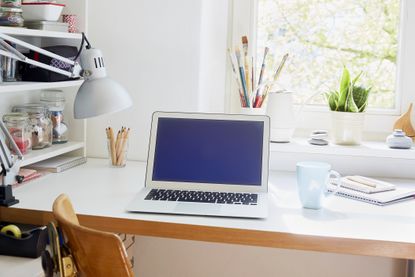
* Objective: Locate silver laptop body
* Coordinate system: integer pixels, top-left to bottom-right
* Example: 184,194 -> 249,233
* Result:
127,112 -> 270,218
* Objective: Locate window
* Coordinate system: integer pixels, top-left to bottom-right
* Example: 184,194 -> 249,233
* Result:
230,0 -> 415,134
257,0 -> 400,110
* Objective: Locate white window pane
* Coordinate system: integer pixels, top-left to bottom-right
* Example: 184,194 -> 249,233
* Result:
257,0 -> 400,110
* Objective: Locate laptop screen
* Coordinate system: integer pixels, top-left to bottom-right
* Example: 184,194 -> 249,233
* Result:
152,117 -> 264,186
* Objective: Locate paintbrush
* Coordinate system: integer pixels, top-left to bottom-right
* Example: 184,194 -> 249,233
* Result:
228,48 -> 247,107
254,47 -> 269,107
261,53 -> 289,105
235,47 -> 250,107
242,36 -> 252,106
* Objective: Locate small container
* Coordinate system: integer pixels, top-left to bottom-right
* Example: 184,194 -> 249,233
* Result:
386,129 -> 413,149
40,91 -> 68,144
2,112 -> 32,154
12,104 -> 52,150
21,2 -> 64,21
0,7 -> 24,27
1,42 -> 18,81
107,138 -> 128,168
1,0 -> 22,8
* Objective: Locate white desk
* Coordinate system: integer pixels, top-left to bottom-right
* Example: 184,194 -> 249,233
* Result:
1,158 -> 415,261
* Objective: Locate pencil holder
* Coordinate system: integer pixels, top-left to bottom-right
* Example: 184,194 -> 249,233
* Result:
239,106 -> 267,115
107,138 -> 129,168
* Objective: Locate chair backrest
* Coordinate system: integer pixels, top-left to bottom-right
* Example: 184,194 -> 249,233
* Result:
52,194 -> 134,277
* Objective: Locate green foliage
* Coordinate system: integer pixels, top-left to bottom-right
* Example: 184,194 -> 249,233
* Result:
325,67 -> 371,113
257,0 -> 399,109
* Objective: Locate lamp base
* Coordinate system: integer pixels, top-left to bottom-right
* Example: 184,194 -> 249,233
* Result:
0,185 -> 19,207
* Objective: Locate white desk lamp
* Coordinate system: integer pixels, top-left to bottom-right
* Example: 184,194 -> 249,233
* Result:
0,32 -> 133,206
0,32 -> 133,119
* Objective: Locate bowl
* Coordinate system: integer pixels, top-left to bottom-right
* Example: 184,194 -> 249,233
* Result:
22,2 -> 65,22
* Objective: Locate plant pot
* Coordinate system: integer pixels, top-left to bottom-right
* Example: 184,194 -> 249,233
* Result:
331,111 -> 365,145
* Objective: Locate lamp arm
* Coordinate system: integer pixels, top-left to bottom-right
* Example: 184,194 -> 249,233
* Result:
0,120 -> 23,161
0,33 -> 76,65
0,33 -> 82,78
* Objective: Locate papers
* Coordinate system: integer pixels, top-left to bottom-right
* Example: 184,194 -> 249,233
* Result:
25,156 -> 87,173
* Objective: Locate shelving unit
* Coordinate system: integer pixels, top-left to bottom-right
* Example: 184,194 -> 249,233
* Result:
0,80 -> 84,93
0,0 -> 88,167
0,26 -> 83,40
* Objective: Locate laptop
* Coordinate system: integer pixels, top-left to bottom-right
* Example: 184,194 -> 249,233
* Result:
126,112 -> 270,218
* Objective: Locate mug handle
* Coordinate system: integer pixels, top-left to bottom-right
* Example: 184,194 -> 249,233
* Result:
327,170 -> 341,196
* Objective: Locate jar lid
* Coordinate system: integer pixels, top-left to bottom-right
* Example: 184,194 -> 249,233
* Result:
3,112 -> 29,122
40,90 -> 65,103
0,7 -> 23,12
12,103 -> 49,114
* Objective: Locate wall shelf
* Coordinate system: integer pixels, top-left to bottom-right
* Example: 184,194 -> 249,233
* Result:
0,80 -> 84,93
21,141 -> 85,167
0,26 -> 82,40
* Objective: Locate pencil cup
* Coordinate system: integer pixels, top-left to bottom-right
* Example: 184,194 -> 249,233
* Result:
239,106 -> 267,115
107,138 -> 129,168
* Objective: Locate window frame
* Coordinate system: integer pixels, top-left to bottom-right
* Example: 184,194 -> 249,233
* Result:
227,0 -> 415,137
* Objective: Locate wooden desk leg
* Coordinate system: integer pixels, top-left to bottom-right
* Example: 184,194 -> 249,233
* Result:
408,259 -> 414,277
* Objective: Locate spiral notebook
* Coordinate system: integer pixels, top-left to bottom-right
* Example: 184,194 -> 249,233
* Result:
327,184 -> 415,206
26,156 -> 87,173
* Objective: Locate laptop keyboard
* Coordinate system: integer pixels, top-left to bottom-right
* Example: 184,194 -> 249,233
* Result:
144,189 -> 258,205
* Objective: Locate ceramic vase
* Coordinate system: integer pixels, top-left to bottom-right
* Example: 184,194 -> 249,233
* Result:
331,111 -> 365,145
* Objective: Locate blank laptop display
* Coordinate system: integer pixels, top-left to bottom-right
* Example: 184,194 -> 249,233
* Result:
127,112 -> 270,218
152,117 -> 264,186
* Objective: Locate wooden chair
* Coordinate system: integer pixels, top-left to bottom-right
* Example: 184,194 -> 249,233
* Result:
52,194 -> 134,276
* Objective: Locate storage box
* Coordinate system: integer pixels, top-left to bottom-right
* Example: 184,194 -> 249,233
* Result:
24,21 -> 68,32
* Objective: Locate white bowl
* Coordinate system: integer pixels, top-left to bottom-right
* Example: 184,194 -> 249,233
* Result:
22,2 -> 65,22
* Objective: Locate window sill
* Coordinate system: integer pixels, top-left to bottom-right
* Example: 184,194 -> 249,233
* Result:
270,138 -> 415,160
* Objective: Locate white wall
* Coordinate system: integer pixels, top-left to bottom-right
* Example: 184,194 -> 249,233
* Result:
87,0 -> 203,161
86,1 -> 405,276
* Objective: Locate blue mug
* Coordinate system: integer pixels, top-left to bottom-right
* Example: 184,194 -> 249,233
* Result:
296,161 -> 341,209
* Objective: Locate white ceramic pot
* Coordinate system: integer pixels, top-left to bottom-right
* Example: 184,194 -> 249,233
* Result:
331,111 -> 365,145
239,107 -> 267,115
266,91 -> 296,142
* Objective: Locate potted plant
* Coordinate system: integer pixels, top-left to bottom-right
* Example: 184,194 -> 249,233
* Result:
326,67 -> 371,145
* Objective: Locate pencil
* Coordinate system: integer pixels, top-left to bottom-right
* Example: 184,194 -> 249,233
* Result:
117,128 -> 130,166
108,127 -> 116,165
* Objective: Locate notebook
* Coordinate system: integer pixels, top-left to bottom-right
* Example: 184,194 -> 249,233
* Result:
328,183 -> 415,206
26,156 -> 87,173
338,176 -> 396,194
126,112 -> 270,218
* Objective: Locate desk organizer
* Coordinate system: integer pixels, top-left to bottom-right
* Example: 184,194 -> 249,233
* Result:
0,222 -> 48,258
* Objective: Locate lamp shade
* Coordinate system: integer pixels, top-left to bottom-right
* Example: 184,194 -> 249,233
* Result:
74,77 -> 132,119
74,47 -> 133,119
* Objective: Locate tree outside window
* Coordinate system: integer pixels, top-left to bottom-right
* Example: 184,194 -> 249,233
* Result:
257,0 -> 400,110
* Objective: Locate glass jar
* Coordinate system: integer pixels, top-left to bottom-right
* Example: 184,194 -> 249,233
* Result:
1,0 -> 22,8
0,7 -> 24,27
1,43 -> 18,82
12,104 -> 53,150
2,112 -> 32,154
40,90 -> 69,144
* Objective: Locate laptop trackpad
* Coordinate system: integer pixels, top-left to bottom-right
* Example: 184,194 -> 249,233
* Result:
174,203 -> 221,214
